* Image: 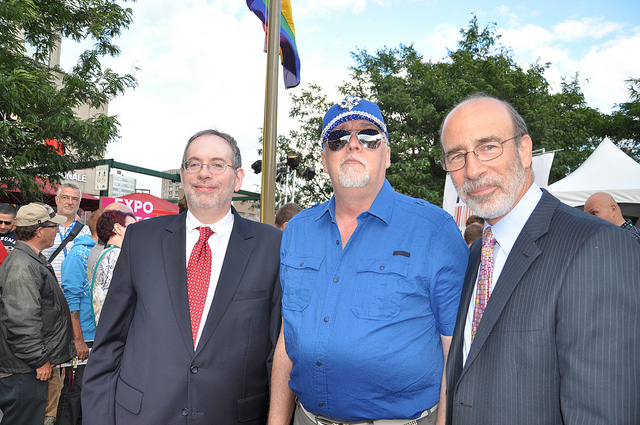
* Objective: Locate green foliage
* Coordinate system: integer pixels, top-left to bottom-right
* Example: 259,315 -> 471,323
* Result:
603,78 -> 640,160
0,0 -> 137,201
279,15 -> 619,207
258,85 -> 334,207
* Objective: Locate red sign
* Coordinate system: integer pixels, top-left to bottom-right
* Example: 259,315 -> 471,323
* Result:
101,195 -> 178,220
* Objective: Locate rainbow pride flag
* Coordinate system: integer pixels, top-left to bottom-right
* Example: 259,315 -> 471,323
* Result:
247,0 -> 301,89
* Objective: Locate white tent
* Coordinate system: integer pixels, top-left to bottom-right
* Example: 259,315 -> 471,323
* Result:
547,139 -> 640,215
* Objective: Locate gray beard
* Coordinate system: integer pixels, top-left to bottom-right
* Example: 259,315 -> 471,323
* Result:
184,182 -> 234,212
456,158 -> 526,220
338,156 -> 370,188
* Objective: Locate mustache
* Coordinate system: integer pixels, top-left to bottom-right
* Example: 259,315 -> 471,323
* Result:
188,180 -> 221,189
461,175 -> 500,195
339,154 -> 367,167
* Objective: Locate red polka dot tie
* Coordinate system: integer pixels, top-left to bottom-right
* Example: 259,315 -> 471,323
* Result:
187,226 -> 214,346
472,227 -> 497,341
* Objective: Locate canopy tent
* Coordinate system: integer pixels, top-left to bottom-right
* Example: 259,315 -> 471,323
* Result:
0,180 -> 100,211
547,138 -> 640,220
101,192 -> 179,219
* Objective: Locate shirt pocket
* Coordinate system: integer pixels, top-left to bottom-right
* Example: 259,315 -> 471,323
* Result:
350,256 -> 410,320
281,255 -> 323,312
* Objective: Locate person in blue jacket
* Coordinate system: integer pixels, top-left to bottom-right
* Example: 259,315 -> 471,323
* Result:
56,208 -> 103,425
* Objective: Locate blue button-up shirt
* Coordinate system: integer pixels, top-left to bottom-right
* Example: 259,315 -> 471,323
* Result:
281,180 -> 468,421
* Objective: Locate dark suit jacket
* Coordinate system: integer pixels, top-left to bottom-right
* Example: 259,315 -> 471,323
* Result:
82,209 -> 282,425
446,190 -> 640,425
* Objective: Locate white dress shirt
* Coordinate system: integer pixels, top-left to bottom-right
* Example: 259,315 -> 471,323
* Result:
462,183 -> 543,364
185,209 -> 234,349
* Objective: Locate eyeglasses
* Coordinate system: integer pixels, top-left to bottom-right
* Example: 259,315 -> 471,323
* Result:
182,160 -> 235,174
0,220 -> 13,225
324,128 -> 384,151
59,195 -> 80,202
40,224 -> 58,229
440,135 -> 520,172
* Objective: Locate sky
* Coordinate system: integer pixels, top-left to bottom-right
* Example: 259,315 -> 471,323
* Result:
58,0 -> 640,196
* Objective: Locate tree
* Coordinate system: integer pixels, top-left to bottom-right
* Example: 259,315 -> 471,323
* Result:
0,0 -> 137,201
256,84 -> 334,208
604,78 -> 640,160
282,16 -> 609,207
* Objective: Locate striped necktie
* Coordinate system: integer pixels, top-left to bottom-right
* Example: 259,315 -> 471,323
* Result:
471,227 -> 497,341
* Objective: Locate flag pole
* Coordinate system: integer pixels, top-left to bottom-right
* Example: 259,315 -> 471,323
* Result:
260,0 -> 281,225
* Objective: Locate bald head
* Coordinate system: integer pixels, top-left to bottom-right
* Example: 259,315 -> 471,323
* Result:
104,202 -> 134,214
584,192 -> 625,226
439,94 -> 535,224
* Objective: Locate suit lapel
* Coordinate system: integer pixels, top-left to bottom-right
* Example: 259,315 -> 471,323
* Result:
460,191 -> 559,376
449,240 -> 481,382
196,209 -> 253,354
161,212 -> 194,354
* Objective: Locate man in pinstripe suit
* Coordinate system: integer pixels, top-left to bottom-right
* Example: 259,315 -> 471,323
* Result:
441,93 -> 640,425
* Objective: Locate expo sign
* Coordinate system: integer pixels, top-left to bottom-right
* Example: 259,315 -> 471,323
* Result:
101,197 -> 154,220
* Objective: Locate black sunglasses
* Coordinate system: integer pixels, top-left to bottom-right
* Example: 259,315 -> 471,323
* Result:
40,224 -> 58,228
1,220 -> 12,225
324,128 -> 384,151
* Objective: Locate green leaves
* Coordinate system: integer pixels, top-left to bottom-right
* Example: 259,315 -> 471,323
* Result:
0,0 -> 137,203
281,15 -> 630,207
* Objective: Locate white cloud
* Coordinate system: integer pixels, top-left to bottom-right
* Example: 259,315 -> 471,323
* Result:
553,17 -> 621,42
574,29 -> 640,111
88,1 -> 279,192
518,27 -> 640,112
418,24 -> 460,61
498,24 -> 554,53
296,0 -> 369,19
54,1 -> 640,195
495,4 -> 520,26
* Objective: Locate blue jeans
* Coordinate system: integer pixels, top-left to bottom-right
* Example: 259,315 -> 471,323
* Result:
0,371 -> 47,425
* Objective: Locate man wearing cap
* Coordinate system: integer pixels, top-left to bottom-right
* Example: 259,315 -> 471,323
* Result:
0,203 -> 75,425
269,95 -> 469,425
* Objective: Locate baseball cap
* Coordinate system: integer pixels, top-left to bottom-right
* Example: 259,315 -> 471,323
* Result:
321,95 -> 388,144
16,203 -> 67,227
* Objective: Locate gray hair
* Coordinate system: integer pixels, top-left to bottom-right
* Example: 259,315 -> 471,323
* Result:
57,182 -> 82,199
181,129 -> 242,170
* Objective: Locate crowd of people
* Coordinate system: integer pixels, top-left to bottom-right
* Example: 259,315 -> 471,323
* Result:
0,94 -> 639,425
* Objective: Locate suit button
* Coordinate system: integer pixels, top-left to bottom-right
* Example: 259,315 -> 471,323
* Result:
181,408 -> 189,416
190,366 -> 198,374
318,402 -> 324,407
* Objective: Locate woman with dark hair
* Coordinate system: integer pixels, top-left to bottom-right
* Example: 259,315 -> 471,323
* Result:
89,210 -> 136,325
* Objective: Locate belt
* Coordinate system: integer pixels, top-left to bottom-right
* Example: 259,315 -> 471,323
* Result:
298,401 -> 437,425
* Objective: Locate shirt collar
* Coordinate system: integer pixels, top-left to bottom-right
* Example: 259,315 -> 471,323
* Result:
621,218 -> 634,230
487,183 -> 543,257
185,208 -> 234,237
317,179 -> 395,226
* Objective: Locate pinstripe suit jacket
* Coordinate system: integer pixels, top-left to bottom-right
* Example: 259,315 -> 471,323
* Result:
446,190 -> 640,425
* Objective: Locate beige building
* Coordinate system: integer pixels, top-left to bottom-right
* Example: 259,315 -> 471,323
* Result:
161,169 -> 183,201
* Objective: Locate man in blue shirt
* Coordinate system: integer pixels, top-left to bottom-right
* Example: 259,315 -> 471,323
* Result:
269,95 -> 469,425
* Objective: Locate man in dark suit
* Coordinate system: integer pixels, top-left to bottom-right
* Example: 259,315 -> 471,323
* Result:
440,94 -> 640,425
82,129 -> 282,424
